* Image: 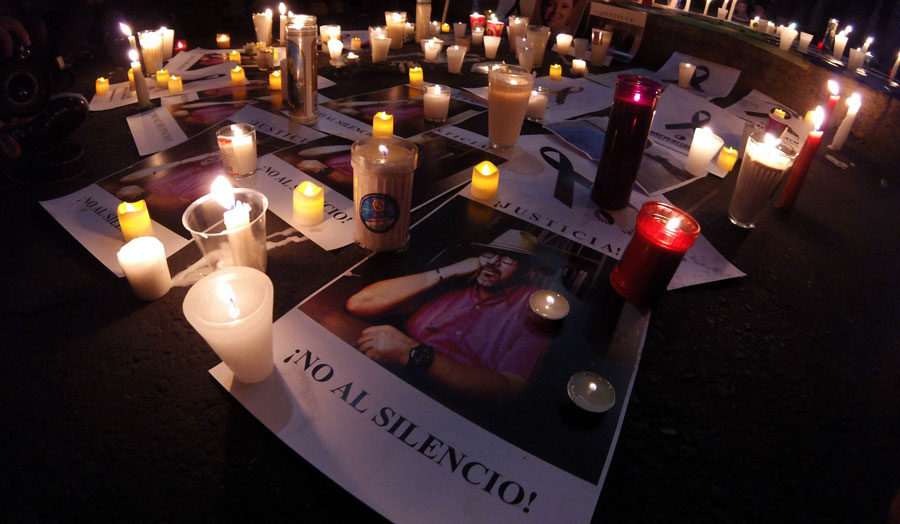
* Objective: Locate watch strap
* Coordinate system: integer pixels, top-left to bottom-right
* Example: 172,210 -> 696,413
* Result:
406,343 -> 434,374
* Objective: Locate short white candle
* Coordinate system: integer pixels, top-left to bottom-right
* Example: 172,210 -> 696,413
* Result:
446,45 -> 466,74
833,31 -> 849,60
685,126 -> 725,176
526,88 -> 549,122
779,27 -> 798,51
483,35 -> 500,59
847,47 -> 865,71
471,27 -> 484,46
453,22 -> 466,37
529,290 -> 570,320
183,266 -> 275,384
117,236 -> 172,301
556,33 -> 573,54
328,38 -> 344,60
571,58 -> 587,76
217,124 -> 257,177
423,84 -> 451,122
678,62 -> 696,88
423,37 -> 443,61
371,34 -> 391,63
829,92 -> 861,151
765,21 -> 776,34
798,32 -> 813,53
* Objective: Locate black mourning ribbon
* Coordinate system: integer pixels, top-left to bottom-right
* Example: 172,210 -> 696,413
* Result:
540,146 -> 590,208
664,64 -> 711,91
554,86 -> 583,105
665,110 -> 711,130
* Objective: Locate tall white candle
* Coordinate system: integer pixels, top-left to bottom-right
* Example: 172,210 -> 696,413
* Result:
423,84 -> 451,122
833,27 -> 851,60
278,3 -> 287,44
703,0 -> 712,16
129,50 -> 151,109
685,127 -> 725,176
830,93 -> 861,151
117,237 -> 172,301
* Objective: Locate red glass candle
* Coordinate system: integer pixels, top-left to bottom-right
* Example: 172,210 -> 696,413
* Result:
823,80 -> 840,129
776,106 -> 824,212
175,40 -> 187,53
591,75 -> 663,210
610,202 -> 700,306
470,12 -> 486,31
486,17 -> 504,37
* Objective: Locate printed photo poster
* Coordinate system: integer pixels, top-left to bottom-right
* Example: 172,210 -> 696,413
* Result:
587,2 -> 647,61
655,52 -> 741,100
497,0 -> 592,36
212,193 -> 651,522
649,85 -> 745,158
320,85 -> 485,139
723,89 -> 813,151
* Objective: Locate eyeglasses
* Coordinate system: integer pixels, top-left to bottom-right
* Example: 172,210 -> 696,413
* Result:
480,251 -> 518,266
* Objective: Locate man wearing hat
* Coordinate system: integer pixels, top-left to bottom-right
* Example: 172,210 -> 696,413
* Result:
346,229 -> 550,403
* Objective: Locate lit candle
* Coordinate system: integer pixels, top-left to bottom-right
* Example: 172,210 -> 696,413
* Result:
571,58 -> 587,76
833,26 -> 850,60
703,0 -> 712,16
567,372 -> 615,413
252,9 -> 273,44
351,37 -> 361,50
117,199 -> 155,242
416,0 -> 432,41
507,15 -> 528,52
95,77 -> 109,96
175,40 -> 187,52
128,67 -> 134,88
167,74 -> 183,94
890,52 -> 900,82
488,64 -> 535,151
216,124 -> 257,177
268,70 -> 281,90
549,63 -> 562,80
387,11 -> 407,49
442,22 -> 451,33
228,50 -> 241,63
183,266 -> 275,384
484,35 -> 501,59
765,107 -> 790,137
470,160 -> 499,200
217,33 -> 231,48
862,36 -> 873,54
371,34 -> 391,63
824,80 -> 840,128
117,237 -> 171,301
372,111 -> 394,137
685,126 -> 724,176
119,23 -> 142,71
155,69 -> 169,88
798,32 -> 813,53
453,22 -> 466,38
678,62 -> 696,89
556,33 -> 573,54
728,133 -> 797,228
293,181 -> 325,225
847,47 -> 865,71
328,38 -> 344,61
777,106 -> 824,212
423,84 -> 451,122
138,30 -> 163,80
429,21 -> 441,38
409,66 -> 424,86
779,25 -> 798,51
525,87 -> 549,123
278,3 -> 287,44
829,92 -> 861,151
346,52 -> 359,64
469,12 -> 486,31
423,37 -> 443,61
230,65 -> 246,85
485,16 -> 503,37
446,44 -> 466,74
716,146 -> 738,171
129,50 -> 151,109
159,26 -> 175,60
610,201 -> 701,305
528,290 -> 570,320
210,176 -> 263,268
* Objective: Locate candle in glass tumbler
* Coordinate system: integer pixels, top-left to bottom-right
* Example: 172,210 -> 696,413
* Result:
556,33 -> 573,54
231,65 -> 246,85
372,34 -> 391,62
95,77 -> 109,96
507,15 -> 529,52
846,47 -> 865,71
423,84 -> 451,122
293,181 -> 324,225
728,133 -> 797,228
217,33 -> 231,48
610,201 -> 700,306
216,124 -> 257,178
470,160 -> 499,200
446,45 -> 466,74
678,62 -> 696,88
268,71 -> 281,90
571,59 -> 587,76
488,64 -> 535,151
549,63 -> 562,80
526,25 -> 551,67
716,146 -> 738,171
591,28 -> 611,66
483,35 -> 500,59
829,92 -> 861,151
591,75 -> 663,210
453,22 -> 466,38
423,37 -> 443,61
684,126 -> 724,176
409,66 -> 424,85
777,106 -> 824,212
117,237 -> 172,301
155,69 -> 169,88
117,199 -> 155,242
372,111 -> 394,137
386,11 -> 407,49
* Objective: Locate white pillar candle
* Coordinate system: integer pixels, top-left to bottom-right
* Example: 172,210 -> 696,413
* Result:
328,39 -> 344,61
889,52 -> 900,82
798,32 -> 813,53
138,30 -> 163,78
726,0 -> 737,21
446,45 -> 466,73
525,88 -> 549,123
416,0 -> 432,41
471,27 -> 484,46
129,51 -> 151,109
571,58 -> 587,76
833,32 -> 849,60
252,10 -> 273,44
293,181 -> 324,225
765,21 -> 776,34
678,62 -> 696,88
483,35 -> 500,59
423,83 -> 451,122
829,93 -> 861,151
716,7 -> 727,20
847,47 -> 865,71
117,237 -> 172,301
423,37 -> 443,61
278,3 -> 287,44
453,22 -> 466,37
159,27 -> 174,61
556,33 -> 573,54
779,27 -> 798,51
386,11 -> 407,49
685,127 -> 725,176
371,34 -> 391,62
183,266 -> 275,384
573,38 -> 588,60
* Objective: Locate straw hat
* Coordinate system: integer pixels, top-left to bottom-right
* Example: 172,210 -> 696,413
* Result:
471,229 -> 538,256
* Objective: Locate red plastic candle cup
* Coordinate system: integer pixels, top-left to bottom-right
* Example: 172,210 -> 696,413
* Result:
610,201 -> 700,306
486,18 -> 504,37
591,75 -> 663,210
470,12 -> 486,31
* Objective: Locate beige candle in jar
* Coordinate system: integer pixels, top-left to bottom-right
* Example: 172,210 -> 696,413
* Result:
488,64 -> 535,151
351,137 -> 418,251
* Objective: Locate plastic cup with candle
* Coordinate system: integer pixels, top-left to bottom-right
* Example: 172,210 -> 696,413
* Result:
328,39 -> 344,64
216,33 -> 231,48
549,63 -> 562,80
488,64 -> 536,151
779,26 -> 798,51
422,37 -> 444,62
371,34 -> 391,62
409,65 -> 424,86
183,266 -> 274,383
471,27 -> 484,46
470,12 -> 486,31
684,127 -> 724,176
526,25 -> 551,67
516,44 -> 535,71
556,33 -> 573,54
95,77 -> 109,96
423,84 -> 451,122
416,0 -> 432,41
678,62 -> 696,88
372,111 -> 394,137
716,146 -> 738,171
155,69 -> 169,88
483,35 -> 501,59
446,45 -> 466,74
829,92 -> 861,151
507,15 -> 529,52
117,200 -> 155,242
453,22 -> 467,38
485,17 -> 504,37
351,137 -> 418,251
231,65 -> 246,85
591,28 -> 612,66
167,75 -> 183,94
386,11 -> 407,49
571,58 -> 587,76
798,32 -> 813,53
293,181 -> 324,225
268,71 -> 281,90
610,201 -> 701,305
847,47 -> 865,72
253,10 -> 273,44
216,123 -> 258,179
573,38 -> 588,59
117,237 -> 172,301
777,106 -> 824,212
728,133 -> 797,228
526,86 -> 550,123
470,160 -> 499,200
567,372 -> 615,413
591,75 -> 664,210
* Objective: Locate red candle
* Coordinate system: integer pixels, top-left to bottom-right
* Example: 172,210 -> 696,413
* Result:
485,17 -> 504,37
823,80 -> 840,129
610,201 -> 700,306
470,12 -> 486,31
777,106 -> 824,212
175,40 -> 187,52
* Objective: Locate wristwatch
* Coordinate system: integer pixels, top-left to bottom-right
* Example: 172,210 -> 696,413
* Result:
405,343 -> 434,375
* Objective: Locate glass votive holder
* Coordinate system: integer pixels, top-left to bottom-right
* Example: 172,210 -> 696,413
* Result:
573,38 -> 588,60
422,38 -> 444,62
526,86 -> 549,123
728,133 -> 797,228
516,43 -> 535,71
488,64 -> 536,151
525,25 -> 551,67
423,83 -> 451,122
182,188 -> 268,272
445,44 -> 466,74
385,11 -> 407,49
216,123 -> 258,179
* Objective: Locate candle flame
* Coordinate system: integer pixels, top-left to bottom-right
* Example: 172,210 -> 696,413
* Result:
665,217 -> 682,232
233,66 -> 242,72
847,92 -> 861,111
279,2 -> 286,15
633,92 -> 641,102
119,23 -> 132,36
128,49 -> 138,62
788,22 -> 796,30
265,8 -> 272,17
124,202 -> 136,213
392,12 -> 403,22
753,16 -> 759,21
812,106 -> 825,130
378,145 -> 389,157
828,80 -> 839,95
99,76 -> 106,82
480,163 -> 492,175
211,176 -> 236,210
232,124 -> 244,137
865,36 -> 873,44
347,52 -> 358,59
378,112 -> 390,121
546,295 -> 555,306
588,382 -> 597,392
216,283 -> 241,319
763,133 -> 781,149
272,70 -> 280,77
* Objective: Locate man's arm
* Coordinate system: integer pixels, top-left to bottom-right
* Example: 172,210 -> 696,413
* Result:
356,325 -> 529,403
346,257 -> 481,319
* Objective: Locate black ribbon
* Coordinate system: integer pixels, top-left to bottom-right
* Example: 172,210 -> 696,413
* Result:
665,110 -> 711,130
665,64 -> 710,91
540,147 -> 590,208
554,86 -> 583,105
744,110 -> 769,118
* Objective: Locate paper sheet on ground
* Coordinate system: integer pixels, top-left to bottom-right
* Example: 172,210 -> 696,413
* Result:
723,89 -> 813,151
465,78 -> 612,124
655,52 -> 741,99
649,86 -> 745,159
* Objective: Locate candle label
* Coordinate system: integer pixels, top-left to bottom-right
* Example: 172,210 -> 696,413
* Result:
359,193 -> 399,233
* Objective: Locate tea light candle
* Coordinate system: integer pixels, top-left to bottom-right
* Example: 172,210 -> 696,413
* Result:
117,199 -> 155,242
777,106 -> 824,212
216,33 -> 231,48
346,52 -> 359,64
471,27 -> 484,46
716,146 -> 738,171
453,22 -> 466,37
889,51 -> 900,82
409,66 -> 424,86
470,160 -> 499,200
528,290 -> 570,320
556,33 -> 573,54
167,74 -> 183,94
567,371 -> 615,413
95,77 -> 109,96
293,181 -> 325,225
183,266 -> 275,384
231,65 -> 246,85
268,70 -> 281,90
678,62 -> 696,89
483,35 -> 500,59
829,92 -> 861,151
549,63 -> 562,80
446,45 -> 466,74
155,69 -> 169,88
571,59 -> 587,76
351,37 -> 361,50
328,38 -> 344,61
372,111 -> 394,137
610,201 -> 700,305
423,84 -> 451,122
117,236 -> 172,301
423,37 -> 443,61
685,126 -> 724,176
441,22 -> 451,33
371,34 -> 391,63
228,50 -> 241,63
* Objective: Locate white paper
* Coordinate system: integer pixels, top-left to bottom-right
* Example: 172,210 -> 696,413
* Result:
723,89 -> 812,151
649,86 -> 745,158
533,76 -> 614,124
586,68 -> 659,89
655,52 -> 741,99
89,75 -> 234,111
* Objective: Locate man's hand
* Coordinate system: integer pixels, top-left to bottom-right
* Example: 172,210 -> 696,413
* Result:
0,17 -> 30,61
357,325 -> 419,366
441,257 -> 481,279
